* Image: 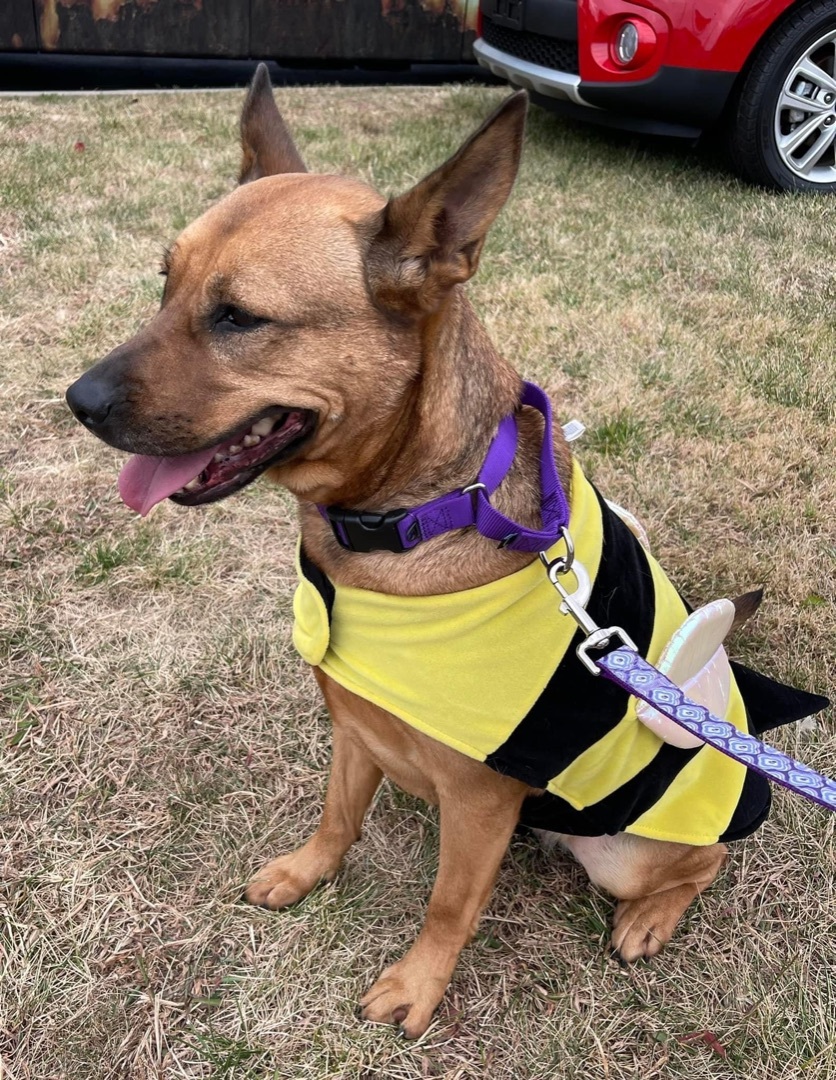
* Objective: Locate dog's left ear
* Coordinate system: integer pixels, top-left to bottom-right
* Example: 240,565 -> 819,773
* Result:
367,91 -> 527,316
239,63 -> 307,184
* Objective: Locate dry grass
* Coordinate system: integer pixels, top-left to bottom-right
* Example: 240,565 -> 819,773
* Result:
1,83 -> 835,1079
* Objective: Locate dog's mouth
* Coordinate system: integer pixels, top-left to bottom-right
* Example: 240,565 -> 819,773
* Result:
118,407 -> 317,516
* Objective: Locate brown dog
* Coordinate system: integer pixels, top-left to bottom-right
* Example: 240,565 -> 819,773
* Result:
66,68 -> 773,1038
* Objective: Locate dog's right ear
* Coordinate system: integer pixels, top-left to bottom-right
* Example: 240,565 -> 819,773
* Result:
239,63 -> 306,184
367,91 -> 527,317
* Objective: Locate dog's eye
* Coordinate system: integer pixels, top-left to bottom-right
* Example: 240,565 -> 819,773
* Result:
213,305 -> 264,331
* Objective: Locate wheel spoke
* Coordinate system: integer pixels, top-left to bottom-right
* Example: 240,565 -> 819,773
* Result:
795,123 -> 836,173
795,56 -> 836,96
779,111 -> 827,154
779,86 -> 831,114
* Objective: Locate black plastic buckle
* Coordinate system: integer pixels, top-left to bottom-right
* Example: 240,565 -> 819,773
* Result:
325,506 -> 417,553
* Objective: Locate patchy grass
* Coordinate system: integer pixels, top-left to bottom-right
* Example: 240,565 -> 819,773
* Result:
585,410 -> 646,458
1,84 -> 835,1080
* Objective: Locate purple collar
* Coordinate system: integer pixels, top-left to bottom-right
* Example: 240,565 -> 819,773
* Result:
318,382 -> 569,554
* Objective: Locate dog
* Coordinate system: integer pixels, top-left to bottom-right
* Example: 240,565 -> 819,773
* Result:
66,66 -> 827,1039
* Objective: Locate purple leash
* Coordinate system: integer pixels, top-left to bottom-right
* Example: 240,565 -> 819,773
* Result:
541,525 -> 836,816
597,648 -> 836,812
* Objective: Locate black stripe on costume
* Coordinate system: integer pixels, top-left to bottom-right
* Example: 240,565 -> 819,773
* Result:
520,754 -> 772,842
519,741 -> 702,836
299,547 -> 335,621
719,768 -> 772,842
729,661 -> 829,733
485,490 -> 658,790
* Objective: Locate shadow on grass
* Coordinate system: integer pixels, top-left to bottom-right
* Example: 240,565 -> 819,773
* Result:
524,104 -> 767,196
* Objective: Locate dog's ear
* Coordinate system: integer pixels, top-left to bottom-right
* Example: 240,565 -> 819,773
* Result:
367,91 -> 527,316
239,63 -> 306,184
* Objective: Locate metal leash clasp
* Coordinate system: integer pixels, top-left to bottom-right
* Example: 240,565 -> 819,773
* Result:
540,528 -> 638,675
539,529 -> 594,631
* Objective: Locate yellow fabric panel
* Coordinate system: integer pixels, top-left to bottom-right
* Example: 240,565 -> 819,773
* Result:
627,678 -> 748,845
293,550 -> 331,666
313,458 -> 603,763
548,545 -> 690,809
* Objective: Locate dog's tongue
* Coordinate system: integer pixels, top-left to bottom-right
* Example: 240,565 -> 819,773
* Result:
118,446 -> 219,516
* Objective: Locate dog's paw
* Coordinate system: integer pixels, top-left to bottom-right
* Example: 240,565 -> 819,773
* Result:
359,958 -> 448,1039
244,852 -> 334,910
611,885 -> 694,962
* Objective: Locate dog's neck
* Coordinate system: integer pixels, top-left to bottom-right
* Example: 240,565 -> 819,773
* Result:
351,293 -> 523,507
297,290 -> 574,596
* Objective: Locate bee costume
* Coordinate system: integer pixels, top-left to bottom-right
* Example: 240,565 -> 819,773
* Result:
293,392 -> 828,845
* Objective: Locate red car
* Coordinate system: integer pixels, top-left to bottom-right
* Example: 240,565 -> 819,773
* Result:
474,0 -> 836,191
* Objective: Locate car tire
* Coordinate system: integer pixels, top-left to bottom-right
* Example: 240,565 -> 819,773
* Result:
727,0 -> 836,192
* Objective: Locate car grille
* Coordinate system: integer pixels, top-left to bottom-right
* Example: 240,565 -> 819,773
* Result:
481,19 -> 579,76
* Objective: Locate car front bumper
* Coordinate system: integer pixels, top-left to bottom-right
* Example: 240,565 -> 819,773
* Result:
474,37 -> 587,106
474,36 -> 736,138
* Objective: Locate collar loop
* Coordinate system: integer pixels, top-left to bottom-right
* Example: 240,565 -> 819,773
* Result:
318,381 -> 570,554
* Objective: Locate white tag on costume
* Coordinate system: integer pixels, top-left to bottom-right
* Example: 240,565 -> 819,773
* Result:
635,598 -> 736,749
561,419 -> 586,444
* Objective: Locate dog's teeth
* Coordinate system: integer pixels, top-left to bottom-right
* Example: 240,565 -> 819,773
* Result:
229,444 -> 242,455
213,452 -> 225,463
243,434 -> 260,447
251,418 -> 273,437
184,477 -> 201,491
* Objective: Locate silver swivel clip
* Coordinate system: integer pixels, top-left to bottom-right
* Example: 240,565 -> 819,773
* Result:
540,528 -> 637,675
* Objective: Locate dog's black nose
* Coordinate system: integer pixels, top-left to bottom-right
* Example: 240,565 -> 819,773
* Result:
66,371 -> 115,430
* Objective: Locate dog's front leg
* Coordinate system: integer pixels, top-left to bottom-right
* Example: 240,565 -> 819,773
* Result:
360,779 -> 525,1039
245,719 -> 383,909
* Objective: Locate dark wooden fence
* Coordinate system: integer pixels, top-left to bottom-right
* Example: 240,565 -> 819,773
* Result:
2,1 -> 477,62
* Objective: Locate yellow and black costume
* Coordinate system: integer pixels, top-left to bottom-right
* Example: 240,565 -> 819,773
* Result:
293,459 -> 826,845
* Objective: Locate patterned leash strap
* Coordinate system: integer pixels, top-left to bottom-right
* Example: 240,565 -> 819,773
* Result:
539,547 -> 836,814
597,646 -> 836,812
